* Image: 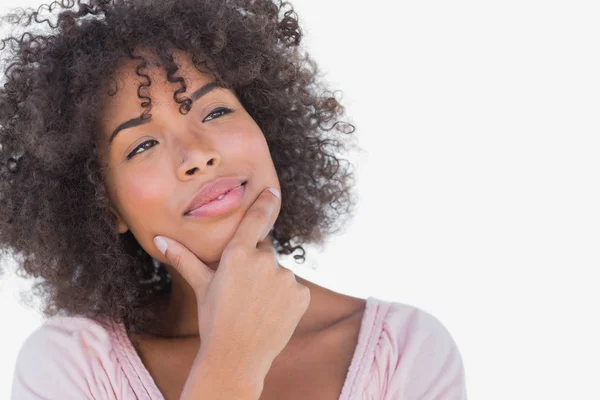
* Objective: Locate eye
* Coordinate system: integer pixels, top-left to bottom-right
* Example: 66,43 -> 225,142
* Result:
202,107 -> 233,122
126,139 -> 158,160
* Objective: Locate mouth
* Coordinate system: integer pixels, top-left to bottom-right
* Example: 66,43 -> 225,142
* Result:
184,180 -> 248,218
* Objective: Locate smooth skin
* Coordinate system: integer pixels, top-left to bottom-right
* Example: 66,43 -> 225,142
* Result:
156,186 -> 310,398
96,48 -> 367,400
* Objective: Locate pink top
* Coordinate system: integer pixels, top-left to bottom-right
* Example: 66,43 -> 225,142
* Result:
11,296 -> 467,399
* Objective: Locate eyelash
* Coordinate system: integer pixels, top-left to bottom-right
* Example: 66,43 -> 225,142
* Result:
126,107 -> 234,160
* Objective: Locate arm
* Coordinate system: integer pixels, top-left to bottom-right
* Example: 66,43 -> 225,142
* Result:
387,309 -> 468,400
179,348 -> 267,400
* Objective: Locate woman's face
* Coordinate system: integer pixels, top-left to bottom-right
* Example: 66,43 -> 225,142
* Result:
96,50 -> 281,268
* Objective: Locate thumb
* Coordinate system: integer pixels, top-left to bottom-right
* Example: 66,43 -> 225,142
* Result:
153,235 -> 214,298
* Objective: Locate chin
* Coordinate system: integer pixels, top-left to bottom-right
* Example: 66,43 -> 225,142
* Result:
188,240 -> 228,267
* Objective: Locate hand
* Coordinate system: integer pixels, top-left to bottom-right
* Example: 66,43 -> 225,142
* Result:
153,186 -> 311,378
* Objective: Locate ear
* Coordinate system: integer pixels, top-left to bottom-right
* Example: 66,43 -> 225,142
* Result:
109,205 -> 129,234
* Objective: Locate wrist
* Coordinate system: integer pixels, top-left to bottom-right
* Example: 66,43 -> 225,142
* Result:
195,347 -> 266,396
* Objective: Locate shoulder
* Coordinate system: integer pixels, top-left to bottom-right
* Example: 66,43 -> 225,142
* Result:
14,315 -> 117,365
383,299 -> 462,351
11,315 -> 134,400
360,297 -> 468,399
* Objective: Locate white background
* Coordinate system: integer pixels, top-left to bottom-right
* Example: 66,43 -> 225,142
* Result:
1,1 -> 599,399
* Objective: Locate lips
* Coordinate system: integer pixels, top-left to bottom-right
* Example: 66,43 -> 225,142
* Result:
184,176 -> 247,215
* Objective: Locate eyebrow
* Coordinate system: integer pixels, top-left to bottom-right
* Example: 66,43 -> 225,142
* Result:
109,81 -> 223,144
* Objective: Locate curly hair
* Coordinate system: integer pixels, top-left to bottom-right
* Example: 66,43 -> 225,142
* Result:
0,0 -> 360,335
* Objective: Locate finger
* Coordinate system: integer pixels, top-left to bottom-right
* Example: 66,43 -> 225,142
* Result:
259,194 -> 281,243
227,187 -> 280,250
256,233 -> 275,253
153,235 -> 214,298
256,235 -> 282,272
258,225 -> 275,244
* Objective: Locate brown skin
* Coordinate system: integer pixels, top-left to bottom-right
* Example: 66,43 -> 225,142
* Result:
97,49 -> 363,340
0,0 -> 362,343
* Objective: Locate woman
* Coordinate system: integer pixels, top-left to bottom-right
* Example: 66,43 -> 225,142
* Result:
2,0 -> 467,398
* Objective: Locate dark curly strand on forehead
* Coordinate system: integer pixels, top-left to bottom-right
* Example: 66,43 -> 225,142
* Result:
0,0 -> 360,335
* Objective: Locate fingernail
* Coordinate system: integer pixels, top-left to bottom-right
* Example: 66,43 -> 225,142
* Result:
269,187 -> 280,199
154,236 -> 168,255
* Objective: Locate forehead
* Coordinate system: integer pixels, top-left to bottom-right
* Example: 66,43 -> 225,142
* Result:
97,49 -> 218,145
104,50 -> 213,109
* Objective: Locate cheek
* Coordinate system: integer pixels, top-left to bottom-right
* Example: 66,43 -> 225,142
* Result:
116,170 -> 167,212
229,136 -> 266,157
225,123 -> 270,157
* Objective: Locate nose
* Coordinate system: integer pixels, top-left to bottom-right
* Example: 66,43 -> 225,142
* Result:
176,137 -> 222,178
179,153 -> 221,178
